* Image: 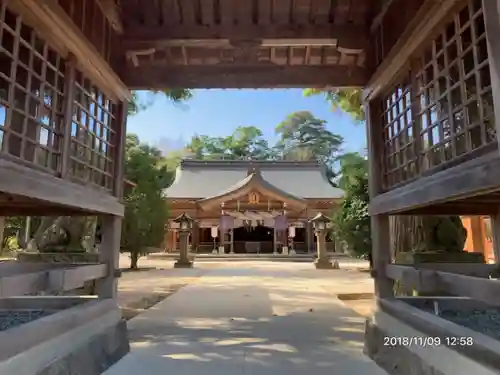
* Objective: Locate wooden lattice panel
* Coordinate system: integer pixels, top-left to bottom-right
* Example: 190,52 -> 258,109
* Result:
69,70 -> 116,190
0,3 -> 65,174
381,0 -> 493,190
382,73 -> 417,188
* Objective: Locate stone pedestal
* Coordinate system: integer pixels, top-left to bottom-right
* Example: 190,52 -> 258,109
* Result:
314,258 -> 334,269
218,246 -> 225,255
282,246 -> 288,255
175,231 -> 193,268
314,229 -> 333,269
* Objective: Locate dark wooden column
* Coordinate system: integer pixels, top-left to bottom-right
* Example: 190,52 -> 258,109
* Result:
306,221 -> 313,253
60,54 -> 77,177
482,0 -> 500,147
482,0 -> 500,262
97,101 -> 128,299
191,221 -> 199,252
365,100 -> 393,298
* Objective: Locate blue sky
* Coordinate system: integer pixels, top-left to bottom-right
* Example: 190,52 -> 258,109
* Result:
127,89 -> 366,155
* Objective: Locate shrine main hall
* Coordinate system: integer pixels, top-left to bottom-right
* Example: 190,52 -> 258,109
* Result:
163,159 -> 344,254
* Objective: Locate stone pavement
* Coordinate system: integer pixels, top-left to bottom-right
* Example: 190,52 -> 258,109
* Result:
105,261 -> 387,375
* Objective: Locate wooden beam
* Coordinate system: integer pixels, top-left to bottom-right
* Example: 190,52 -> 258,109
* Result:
120,65 -> 367,89
122,24 -> 367,51
369,151 -> 500,215
0,158 -> 124,216
48,264 -> 107,292
0,264 -> 107,297
385,264 -> 439,293
406,203 -> 499,215
386,264 -> 500,306
95,0 -> 123,33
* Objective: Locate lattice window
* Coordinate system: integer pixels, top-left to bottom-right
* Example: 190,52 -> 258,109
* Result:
381,0 -> 493,190
416,0 -> 493,169
69,70 -> 116,190
0,3 -> 65,173
382,74 -> 417,188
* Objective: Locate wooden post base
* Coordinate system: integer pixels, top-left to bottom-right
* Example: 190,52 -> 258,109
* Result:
174,260 -> 193,268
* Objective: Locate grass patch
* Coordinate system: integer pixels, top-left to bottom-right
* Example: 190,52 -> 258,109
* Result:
121,283 -> 187,320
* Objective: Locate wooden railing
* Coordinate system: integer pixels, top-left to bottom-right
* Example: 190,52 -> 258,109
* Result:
386,263 -> 500,305
0,263 -> 108,298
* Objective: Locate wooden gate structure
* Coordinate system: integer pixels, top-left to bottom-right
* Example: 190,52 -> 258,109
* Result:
1,0 -> 500,373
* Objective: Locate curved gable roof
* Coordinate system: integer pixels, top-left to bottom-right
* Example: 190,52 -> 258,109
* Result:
198,170 -> 307,210
164,160 -> 344,199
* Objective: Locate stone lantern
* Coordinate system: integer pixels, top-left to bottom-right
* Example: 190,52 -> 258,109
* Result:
309,213 -> 335,269
173,213 -> 194,268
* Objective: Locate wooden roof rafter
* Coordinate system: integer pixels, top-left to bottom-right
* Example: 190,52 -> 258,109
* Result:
115,0 -> 372,88
95,0 -> 124,33
122,24 -> 368,51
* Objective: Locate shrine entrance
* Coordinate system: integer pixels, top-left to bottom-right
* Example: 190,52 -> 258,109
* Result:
233,224 -> 274,254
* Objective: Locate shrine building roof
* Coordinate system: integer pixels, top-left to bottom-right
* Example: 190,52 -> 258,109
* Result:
163,159 -> 344,199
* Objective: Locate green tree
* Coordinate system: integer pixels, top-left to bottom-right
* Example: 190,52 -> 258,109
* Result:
333,153 -> 371,257
182,114 -> 344,181
121,134 -> 172,269
129,89 -> 193,116
186,126 -> 272,160
304,89 -> 364,123
337,152 -> 368,189
274,111 -> 343,181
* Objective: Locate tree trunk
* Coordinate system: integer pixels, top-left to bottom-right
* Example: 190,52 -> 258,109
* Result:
390,215 -> 467,258
390,215 -> 429,258
130,252 -> 139,269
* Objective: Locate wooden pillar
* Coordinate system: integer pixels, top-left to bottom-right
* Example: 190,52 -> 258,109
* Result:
112,102 -> 128,198
365,101 -> 393,298
96,215 -> 121,299
273,226 -> 277,254
305,221 -> 313,253
482,1 -> 500,261
230,228 -> 234,253
191,221 -> 199,252
470,216 -> 485,253
490,212 -> 500,263
0,216 -> 5,254
60,54 -> 76,178
96,100 -> 127,299
482,0 -> 500,148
